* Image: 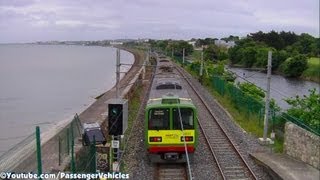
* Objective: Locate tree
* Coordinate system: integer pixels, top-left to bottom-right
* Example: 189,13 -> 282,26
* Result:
221,35 -> 240,42
241,46 -> 257,68
166,40 -> 193,57
204,44 -> 218,61
281,54 -> 308,77
272,50 -> 288,70
255,47 -> 270,67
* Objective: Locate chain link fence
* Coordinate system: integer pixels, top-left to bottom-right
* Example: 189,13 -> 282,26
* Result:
0,114 -> 101,174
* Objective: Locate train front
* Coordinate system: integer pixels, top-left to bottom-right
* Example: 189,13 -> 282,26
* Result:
145,98 -> 198,163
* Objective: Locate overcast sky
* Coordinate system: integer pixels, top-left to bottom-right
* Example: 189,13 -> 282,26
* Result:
0,0 -> 319,43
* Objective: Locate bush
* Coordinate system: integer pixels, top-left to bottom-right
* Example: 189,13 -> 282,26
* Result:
285,89 -> 320,130
281,54 -> 308,77
238,82 -> 265,101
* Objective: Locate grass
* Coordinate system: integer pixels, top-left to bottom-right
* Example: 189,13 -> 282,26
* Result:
205,78 -> 284,152
120,84 -> 143,172
190,49 -> 202,61
210,89 -> 264,136
303,57 -> 320,82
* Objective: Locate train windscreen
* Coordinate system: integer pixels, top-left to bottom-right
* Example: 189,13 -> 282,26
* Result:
173,108 -> 194,130
148,108 -> 170,130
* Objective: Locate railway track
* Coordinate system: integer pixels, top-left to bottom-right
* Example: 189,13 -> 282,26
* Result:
155,164 -> 188,180
175,65 -> 258,180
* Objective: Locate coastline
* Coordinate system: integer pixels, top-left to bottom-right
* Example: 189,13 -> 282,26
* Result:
0,46 -> 145,172
76,47 -> 144,124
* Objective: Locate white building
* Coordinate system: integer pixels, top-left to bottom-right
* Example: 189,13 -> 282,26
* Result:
214,40 -> 235,48
110,41 -> 123,45
188,41 -> 196,47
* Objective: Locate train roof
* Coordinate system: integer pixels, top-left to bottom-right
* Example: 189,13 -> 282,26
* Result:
147,93 -> 194,106
146,57 -> 194,107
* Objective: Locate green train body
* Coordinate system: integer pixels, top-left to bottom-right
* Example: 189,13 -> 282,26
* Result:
145,58 -> 198,163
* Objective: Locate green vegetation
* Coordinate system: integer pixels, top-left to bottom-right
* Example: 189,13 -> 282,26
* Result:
238,82 -> 265,101
121,84 -> 143,172
148,33 -> 320,151
280,55 -> 308,77
191,50 -> 201,61
285,89 -> 320,131
303,57 -> 320,82
209,88 -> 264,137
149,39 -> 193,57
228,31 -> 319,79
204,44 -> 228,61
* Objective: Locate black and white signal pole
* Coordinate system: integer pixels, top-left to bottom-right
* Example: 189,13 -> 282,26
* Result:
116,48 -> 120,98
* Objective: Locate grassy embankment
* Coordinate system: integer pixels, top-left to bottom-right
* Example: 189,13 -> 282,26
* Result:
302,57 -> 320,83
183,50 -> 283,152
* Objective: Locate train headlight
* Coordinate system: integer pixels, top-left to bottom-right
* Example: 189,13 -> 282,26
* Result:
150,136 -> 162,142
181,136 -> 193,142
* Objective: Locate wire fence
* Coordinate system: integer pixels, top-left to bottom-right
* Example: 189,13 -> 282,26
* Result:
0,114 -> 100,173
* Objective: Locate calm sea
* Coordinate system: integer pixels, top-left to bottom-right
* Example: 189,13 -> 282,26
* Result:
0,45 -> 133,155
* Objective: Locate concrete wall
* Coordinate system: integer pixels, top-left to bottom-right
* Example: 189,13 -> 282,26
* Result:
284,122 -> 320,169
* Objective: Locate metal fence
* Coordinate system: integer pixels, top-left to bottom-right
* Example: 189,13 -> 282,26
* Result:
0,114 -> 99,174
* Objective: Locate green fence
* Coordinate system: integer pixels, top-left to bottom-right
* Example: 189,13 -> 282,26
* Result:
211,75 -> 272,125
0,114 -> 99,173
57,114 -> 97,173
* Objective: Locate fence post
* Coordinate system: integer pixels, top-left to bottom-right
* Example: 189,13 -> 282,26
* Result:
71,122 -> 75,173
36,126 -> 42,179
67,128 -> 70,155
58,136 -> 61,166
92,136 -> 96,172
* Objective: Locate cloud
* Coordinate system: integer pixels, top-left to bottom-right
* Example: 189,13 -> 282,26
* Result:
0,0 -> 318,43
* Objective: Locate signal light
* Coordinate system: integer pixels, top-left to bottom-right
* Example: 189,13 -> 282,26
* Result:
149,137 -> 162,142
181,136 -> 193,142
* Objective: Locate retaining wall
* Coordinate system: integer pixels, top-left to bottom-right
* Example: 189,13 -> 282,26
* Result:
284,122 -> 320,169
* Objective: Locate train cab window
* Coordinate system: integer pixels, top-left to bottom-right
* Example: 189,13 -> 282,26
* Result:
148,108 -> 170,130
156,83 -> 182,90
173,108 -> 194,130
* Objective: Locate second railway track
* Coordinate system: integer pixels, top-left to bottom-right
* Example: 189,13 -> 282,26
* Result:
175,65 -> 258,180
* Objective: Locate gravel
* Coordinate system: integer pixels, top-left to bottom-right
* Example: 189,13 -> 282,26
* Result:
121,64 -> 155,180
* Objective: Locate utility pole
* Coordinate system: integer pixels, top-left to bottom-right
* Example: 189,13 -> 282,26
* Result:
200,47 -> 204,76
260,51 -> 273,144
182,48 -> 185,65
172,48 -> 174,58
116,48 -> 120,98
143,49 -> 147,80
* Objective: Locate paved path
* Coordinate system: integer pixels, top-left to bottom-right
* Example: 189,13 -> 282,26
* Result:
251,152 -> 320,180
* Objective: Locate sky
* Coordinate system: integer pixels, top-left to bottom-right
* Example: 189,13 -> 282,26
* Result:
0,0 -> 319,43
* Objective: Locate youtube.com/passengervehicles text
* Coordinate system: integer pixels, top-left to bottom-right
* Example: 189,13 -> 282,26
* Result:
0,172 -> 129,179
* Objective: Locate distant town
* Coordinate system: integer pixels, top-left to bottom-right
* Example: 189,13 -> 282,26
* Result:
30,38 -> 236,49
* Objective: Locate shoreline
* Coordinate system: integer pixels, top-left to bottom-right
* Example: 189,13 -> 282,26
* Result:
0,46 -> 145,172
